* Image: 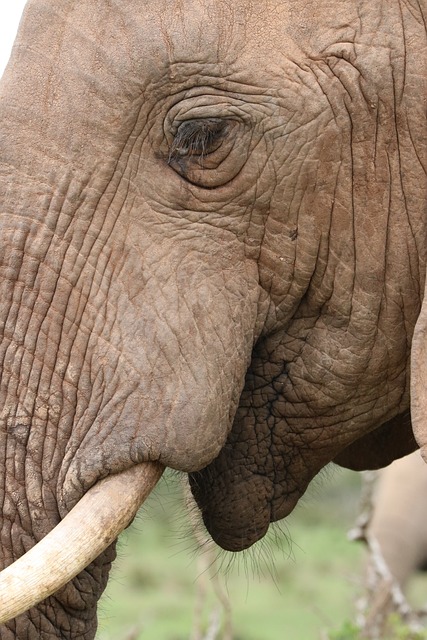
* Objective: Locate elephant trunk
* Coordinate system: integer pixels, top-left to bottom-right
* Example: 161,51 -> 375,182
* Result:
0,461 -> 163,624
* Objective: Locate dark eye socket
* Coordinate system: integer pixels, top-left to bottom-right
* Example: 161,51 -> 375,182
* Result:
168,118 -> 228,163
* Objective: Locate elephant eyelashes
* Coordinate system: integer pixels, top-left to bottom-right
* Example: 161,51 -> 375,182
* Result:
168,118 -> 228,162
167,116 -> 248,188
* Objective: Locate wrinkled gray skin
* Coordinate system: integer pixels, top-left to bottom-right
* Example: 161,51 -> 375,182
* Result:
0,0 -> 426,637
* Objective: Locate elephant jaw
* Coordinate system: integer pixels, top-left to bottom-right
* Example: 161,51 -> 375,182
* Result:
0,462 -> 163,625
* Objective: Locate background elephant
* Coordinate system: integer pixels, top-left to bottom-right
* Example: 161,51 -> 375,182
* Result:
368,450 -> 427,590
356,451 -> 427,637
0,0 -> 426,638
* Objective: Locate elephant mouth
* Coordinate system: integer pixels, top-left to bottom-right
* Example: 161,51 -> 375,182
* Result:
0,462 -> 164,625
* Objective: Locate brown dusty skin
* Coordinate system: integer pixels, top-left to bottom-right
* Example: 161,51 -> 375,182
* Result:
0,462 -> 164,624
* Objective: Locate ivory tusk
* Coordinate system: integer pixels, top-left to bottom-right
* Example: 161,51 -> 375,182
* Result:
0,461 -> 164,624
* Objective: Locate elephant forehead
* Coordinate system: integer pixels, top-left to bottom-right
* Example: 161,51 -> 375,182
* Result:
16,0 -> 366,88
11,0 -> 411,148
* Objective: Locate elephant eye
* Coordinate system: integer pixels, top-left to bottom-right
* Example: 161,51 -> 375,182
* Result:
166,114 -> 248,189
168,118 -> 228,163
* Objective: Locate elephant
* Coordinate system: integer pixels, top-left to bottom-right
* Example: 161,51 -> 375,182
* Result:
0,0 -> 425,637
367,450 -> 427,590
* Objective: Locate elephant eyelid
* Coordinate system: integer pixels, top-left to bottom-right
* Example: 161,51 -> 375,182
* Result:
168,118 -> 228,163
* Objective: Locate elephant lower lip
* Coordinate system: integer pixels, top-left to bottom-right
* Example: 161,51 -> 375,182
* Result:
194,477 -> 303,551
204,509 -> 271,552
209,522 -> 270,552
270,494 -> 300,523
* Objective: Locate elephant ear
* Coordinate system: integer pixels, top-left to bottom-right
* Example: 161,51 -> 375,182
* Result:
411,287 -> 427,464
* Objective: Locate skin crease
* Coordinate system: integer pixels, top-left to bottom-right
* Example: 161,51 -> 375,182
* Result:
0,0 -> 425,637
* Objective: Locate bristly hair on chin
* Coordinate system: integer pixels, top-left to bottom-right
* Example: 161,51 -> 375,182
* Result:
179,475 -> 295,587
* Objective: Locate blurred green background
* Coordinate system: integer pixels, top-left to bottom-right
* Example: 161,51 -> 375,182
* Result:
95,466 -> 378,639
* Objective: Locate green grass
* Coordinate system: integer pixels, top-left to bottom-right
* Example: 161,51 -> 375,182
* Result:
327,616 -> 427,640
95,467 -> 424,640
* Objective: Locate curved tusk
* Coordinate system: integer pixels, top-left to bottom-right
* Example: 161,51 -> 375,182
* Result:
0,461 -> 164,624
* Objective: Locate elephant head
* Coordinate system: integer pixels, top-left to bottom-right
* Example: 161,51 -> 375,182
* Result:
0,0 -> 425,637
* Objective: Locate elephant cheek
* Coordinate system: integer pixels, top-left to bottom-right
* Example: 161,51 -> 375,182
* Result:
60,389 -> 233,507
